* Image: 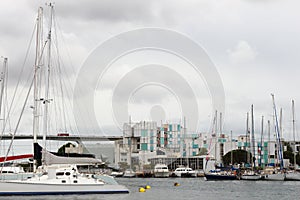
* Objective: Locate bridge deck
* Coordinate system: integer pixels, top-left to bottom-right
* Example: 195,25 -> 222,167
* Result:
0,135 -> 123,142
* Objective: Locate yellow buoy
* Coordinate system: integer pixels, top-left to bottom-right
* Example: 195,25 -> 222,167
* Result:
139,187 -> 146,192
174,182 -> 180,186
145,185 -> 151,189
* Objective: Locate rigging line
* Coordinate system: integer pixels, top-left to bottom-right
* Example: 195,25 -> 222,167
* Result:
4,59 -> 11,133
49,66 -> 59,133
1,76 -> 35,171
0,22 -> 37,140
53,9 -> 67,132
1,40 -> 48,142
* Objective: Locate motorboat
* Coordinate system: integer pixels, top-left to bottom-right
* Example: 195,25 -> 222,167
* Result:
154,164 -> 169,178
123,169 -> 136,178
172,167 -> 196,177
110,171 -> 124,177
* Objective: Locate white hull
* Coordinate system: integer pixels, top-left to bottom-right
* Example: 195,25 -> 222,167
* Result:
285,172 -> 300,181
265,173 -> 285,181
0,173 -> 34,180
154,171 -> 169,178
154,164 -> 169,178
241,175 -> 262,180
123,170 -> 136,178
0,181 -> 129,195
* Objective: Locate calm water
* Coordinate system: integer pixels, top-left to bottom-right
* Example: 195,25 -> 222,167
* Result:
0,178 -> 300,200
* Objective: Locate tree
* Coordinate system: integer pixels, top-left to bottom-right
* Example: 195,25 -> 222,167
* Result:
222,149 -> 253,166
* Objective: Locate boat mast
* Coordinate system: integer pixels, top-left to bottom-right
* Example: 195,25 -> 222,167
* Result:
267,120 -> 270,165
0,58 -> 8,134
260,115 -> 264,168
246,112 -> 250,165
251,104 -> 255,168
43,3 -> 54,149
214,110 -> 218,161
271,94 -> 284,170
292,100 -> 296,169
230,130 -> 233,165
33,7 -> 43,172
220,112 -> 223,163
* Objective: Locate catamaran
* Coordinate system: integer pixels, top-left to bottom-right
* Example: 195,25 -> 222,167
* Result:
0,4 -> 129,195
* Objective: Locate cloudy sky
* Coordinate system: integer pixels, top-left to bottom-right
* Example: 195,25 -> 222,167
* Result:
0,0 -> 300,142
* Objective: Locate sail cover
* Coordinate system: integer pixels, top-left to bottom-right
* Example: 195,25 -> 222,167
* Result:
42,149 -> 103,165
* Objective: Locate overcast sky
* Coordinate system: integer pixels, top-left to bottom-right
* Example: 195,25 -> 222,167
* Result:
0,0 -> 300,142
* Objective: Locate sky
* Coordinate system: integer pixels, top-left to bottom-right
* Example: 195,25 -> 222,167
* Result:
0,0 -> 300,143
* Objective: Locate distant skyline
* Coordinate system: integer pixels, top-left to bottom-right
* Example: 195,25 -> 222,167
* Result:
0,0 -> 299,141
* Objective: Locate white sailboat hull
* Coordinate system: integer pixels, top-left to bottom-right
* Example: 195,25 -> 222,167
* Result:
0,181 -> 129,195
285,172 -> 300,181
241,174 -> 262,180
265,173 -> 285,181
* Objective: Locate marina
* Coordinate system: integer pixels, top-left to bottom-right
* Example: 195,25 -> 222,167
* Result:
0,0 -> 299,199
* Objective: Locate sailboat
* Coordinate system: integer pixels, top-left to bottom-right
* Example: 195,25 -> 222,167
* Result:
0,5 -> 129,195
284,100 -> 300,181
241,109 -> 262,180
264,94 -> 285,181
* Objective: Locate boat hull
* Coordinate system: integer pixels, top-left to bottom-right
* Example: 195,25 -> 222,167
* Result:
264,173 -> 285,181
154,171 -> 169,178
240,175 -> 262,180
204,173 -> 237,181
0,181 -> 129,196
285,172 -> 300,181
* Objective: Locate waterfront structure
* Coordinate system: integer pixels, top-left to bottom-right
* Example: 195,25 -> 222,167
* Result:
114,120 -> 296,171
115,121 -> 201,170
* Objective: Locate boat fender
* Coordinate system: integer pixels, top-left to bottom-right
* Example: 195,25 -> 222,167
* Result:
174,182 -> 180,186
139,187 -> 146,192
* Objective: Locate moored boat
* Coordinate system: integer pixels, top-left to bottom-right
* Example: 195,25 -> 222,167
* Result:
154,163 -> 169,178
123,169 -> 136,178
240,170 -> 262,180
0,164 -> 129,195
172,167 -> 196,177
204,169 -> 237,181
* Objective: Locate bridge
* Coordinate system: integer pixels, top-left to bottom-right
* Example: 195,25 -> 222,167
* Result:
0,135 -> 123,142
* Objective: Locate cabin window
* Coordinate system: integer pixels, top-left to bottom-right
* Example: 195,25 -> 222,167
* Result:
56,172 -> 64,176
65,172 -> 71,176
62,180 -> 66,183
74,180 -> 78,183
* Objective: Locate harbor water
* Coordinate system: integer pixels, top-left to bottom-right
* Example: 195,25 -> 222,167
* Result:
0,177 -> 300,200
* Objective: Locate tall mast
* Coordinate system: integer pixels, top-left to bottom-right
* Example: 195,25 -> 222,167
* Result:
230,130 -> 233,165
219,112 -> 223,163
260,115 -> 264,167
271,94 -> 284,170
267,120 -> 270,165
251,105 -> 255,168
43,3 -> 54,148
33,7 -> 43,172
292,100 -> 296,168
0,57 -> 7,133
246,112 -> 250,164
214,110 -> 218,161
